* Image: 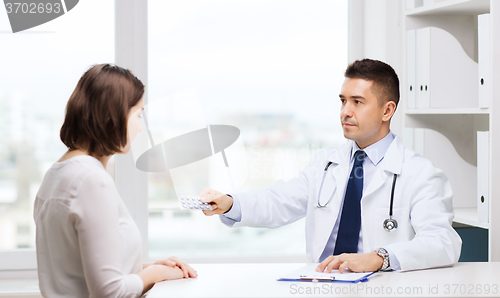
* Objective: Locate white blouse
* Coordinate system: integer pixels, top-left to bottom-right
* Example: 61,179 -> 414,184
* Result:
34,155 -> 144,298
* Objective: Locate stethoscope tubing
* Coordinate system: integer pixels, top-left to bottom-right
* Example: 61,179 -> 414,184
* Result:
316,161 -> 333,208
389,173 -> 397,217
317,161 -> 398,231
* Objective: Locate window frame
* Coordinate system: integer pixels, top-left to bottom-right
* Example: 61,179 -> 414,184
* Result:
140,0 -> 350,264
113,0 -> 309,264
114,0 -> 150,262
0,249 -> 37,271
0,0 -> 142,272
0,0 -> 355,272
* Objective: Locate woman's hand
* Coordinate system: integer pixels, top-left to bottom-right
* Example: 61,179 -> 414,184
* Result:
137,264 -> 184,294
142,258 -> 175,269
155,265 -> 184,280
138,256 -> 197,294
154,256 -> 197,278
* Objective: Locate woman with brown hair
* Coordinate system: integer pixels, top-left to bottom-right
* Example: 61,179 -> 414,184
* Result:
34,64 -> 196,297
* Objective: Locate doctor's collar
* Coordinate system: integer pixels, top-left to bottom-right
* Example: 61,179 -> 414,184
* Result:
351,131 -> 395,166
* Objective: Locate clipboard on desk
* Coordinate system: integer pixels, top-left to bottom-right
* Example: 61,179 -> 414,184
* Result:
278,264 -> 376,283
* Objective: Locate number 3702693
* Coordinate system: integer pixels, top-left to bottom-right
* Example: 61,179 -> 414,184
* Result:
5,2 -> 62,14
444,284 -> 498,295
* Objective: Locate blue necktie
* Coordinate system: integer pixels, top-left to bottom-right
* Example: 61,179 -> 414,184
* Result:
334,150 -> 366,255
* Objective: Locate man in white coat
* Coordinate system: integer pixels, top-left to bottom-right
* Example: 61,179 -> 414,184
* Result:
201,59 -> 462,273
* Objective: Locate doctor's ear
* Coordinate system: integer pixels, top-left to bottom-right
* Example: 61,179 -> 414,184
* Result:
381,100 -> 397,122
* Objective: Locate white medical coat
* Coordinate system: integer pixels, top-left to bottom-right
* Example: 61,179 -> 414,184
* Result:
230,136 -> 462,271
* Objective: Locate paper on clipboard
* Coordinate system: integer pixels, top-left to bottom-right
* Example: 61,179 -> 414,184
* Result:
278,264 -> 375,283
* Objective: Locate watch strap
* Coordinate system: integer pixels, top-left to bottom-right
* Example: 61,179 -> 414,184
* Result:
376,248 -> 390,271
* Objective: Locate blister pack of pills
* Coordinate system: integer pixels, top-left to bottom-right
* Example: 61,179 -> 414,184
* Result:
178,196 -> 213,210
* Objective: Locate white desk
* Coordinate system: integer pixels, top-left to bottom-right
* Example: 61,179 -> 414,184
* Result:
147,262 -> 500,298
1,263 -> 499,297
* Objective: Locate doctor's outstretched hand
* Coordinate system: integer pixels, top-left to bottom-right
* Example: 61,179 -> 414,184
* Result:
199,188 -> 233,215
316,252 -> 384,274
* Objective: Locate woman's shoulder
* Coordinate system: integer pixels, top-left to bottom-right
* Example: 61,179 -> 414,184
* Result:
38,155 -> 113,200
34,156 -> 117,225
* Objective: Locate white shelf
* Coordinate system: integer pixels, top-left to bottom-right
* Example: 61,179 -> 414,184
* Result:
406,108 -> 489,115
406,0 -> 489,16
401,0 -> 497,261
453,207 -> 490,229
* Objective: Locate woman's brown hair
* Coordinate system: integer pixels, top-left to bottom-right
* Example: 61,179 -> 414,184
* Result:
60,64 -> 144,156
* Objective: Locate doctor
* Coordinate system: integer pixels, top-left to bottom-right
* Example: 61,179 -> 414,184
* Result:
200,59 -> 462,273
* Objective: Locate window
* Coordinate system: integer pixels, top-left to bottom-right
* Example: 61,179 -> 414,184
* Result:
0,0 -> 114,268
0,0 -> 348,269
147,0 -> 348,261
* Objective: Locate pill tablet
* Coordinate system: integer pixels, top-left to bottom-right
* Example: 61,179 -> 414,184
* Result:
178,196 -> 212,210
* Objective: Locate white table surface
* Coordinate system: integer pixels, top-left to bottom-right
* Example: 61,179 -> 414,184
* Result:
1,263 -> 499,298
147,262 -> 500,298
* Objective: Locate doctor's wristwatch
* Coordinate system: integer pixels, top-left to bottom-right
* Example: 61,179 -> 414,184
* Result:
376,248 -> 390,271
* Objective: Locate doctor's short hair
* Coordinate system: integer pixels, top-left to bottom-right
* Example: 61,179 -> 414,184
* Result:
344,59 -> 400,107
60,64 -> 144,156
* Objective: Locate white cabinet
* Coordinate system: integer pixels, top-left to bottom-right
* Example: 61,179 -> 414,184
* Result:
477,131 -> 489,223
413,27 -> 478,108
404,0 -> 498,260
406,30 -> 416,108
478,13 -> 491,108
415,28 -> 430,108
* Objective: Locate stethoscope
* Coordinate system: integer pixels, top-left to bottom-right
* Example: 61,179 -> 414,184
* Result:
317,161 -> 399,232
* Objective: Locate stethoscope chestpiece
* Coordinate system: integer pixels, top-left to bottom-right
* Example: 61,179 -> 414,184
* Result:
383,218 -> 398,232
383,174 -> 399,232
